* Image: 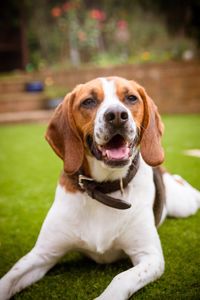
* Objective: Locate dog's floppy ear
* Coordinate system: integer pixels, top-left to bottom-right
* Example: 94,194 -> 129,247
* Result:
45,92 -> 84,175
138,86 -> 164,166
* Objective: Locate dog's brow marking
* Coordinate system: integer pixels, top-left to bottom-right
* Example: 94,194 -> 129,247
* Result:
100,78 -> 119,105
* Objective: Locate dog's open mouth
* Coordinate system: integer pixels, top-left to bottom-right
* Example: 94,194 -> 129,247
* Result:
98,134 -> 130,161
87,134 -> 134,167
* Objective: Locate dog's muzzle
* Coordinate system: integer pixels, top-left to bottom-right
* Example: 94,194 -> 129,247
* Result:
88,105 -> 137,167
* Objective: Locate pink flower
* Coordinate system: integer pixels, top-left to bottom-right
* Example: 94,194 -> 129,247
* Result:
51,6 -> 62,18
117,20 -> 128,30
90,9 -> 106,21
62,2 -> 71,12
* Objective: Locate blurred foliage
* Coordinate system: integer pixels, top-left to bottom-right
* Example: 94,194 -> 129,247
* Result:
12,0 -> 200,70
44,85 -> 68,99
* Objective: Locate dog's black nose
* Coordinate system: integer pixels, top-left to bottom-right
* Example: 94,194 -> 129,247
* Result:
104,106 -> 129,127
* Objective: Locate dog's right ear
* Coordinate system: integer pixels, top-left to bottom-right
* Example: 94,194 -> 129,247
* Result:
137,86 -> 164,166
45,92 -> 84,175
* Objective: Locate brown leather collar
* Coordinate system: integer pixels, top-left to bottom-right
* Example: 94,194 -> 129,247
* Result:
63,153 -> 165,226
76,152 -> 140,210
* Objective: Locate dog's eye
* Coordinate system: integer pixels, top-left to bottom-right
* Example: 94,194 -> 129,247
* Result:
126,95 -> 138,103
81,98 -> 97,108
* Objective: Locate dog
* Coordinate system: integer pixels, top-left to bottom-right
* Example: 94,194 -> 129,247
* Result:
0,77 -> 200,300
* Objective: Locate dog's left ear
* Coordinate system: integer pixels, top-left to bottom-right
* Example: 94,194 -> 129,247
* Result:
45,92 -> 84,175
138,86 -> 164,166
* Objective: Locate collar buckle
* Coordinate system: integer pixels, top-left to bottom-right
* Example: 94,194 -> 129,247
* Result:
78,174 -> 94,189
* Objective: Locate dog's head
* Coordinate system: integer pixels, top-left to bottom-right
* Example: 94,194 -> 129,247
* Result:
46,77 -> 164,175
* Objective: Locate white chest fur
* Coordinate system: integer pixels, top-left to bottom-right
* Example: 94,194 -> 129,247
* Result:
37,158 -> 155,264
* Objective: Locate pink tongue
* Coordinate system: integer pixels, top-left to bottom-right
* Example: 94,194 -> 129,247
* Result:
106,145 -> 130,160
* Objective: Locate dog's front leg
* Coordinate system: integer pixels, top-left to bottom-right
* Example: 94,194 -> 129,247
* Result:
95,252 -> 164,300
0,245 -> 64,300
0,186 -> 77,300
0,222 -> 74,300
95,220 -> 164,300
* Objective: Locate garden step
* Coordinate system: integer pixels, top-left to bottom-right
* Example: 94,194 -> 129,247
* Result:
0,74 -> 43,93
0,80 -> 26,93
0,92 -> 48,113
0,110 -> 53,124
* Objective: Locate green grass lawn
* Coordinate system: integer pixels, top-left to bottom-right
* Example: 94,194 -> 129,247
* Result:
0,115 -> 200,300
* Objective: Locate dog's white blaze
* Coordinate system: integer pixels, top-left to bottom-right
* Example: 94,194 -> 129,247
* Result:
94,78 -> 136,146
100,78 -> 120,106
99,78 -> 132,114
99,77 -> 136,124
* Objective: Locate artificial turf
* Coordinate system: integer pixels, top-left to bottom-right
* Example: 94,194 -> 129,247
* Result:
0,115 -> 200,300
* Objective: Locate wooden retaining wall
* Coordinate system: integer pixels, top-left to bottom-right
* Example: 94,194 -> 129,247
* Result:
46,61 -> 200,114
0,61 -> 200,115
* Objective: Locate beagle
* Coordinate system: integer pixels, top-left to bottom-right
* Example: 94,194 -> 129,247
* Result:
0,77 -> 200,300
